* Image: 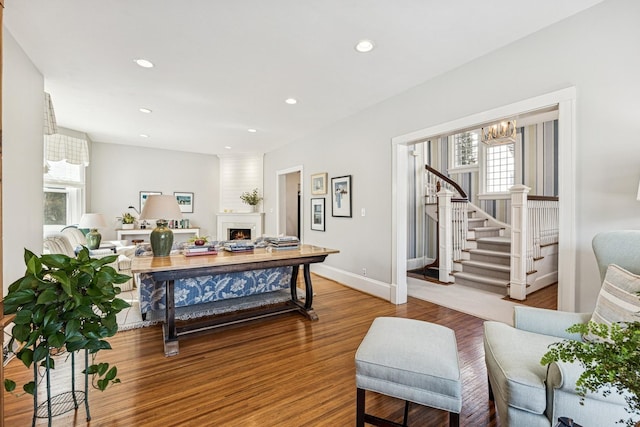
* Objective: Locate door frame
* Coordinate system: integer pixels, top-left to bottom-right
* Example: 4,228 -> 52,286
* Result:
276,165 -> 304,240
391,87 -> 576,310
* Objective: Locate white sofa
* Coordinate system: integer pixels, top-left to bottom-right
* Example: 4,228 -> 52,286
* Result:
483,230 -> 640,426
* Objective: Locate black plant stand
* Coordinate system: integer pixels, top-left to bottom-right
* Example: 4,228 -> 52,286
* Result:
32,348 -> 91,427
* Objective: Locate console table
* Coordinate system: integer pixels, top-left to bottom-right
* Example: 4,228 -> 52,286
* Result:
131,244 -> 339,356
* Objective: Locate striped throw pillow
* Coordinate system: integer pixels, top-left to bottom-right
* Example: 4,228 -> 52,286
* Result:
590,263 -> 640,329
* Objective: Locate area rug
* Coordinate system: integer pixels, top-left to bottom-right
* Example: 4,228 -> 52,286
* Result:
407,276 -> 516,325
116,289 -> 296,331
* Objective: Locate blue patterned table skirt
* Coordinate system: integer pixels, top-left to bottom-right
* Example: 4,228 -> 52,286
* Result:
138,266 -> 294,315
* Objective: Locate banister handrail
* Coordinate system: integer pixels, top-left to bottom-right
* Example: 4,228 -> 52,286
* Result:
527,195 -> 559,202
425,165 -> 468,200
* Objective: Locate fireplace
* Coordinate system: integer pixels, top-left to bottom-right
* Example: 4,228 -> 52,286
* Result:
229,228 -> 251,240
216,213 -> 264,241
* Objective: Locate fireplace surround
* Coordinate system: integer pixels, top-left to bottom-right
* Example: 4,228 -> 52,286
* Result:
216,212 -> 264,241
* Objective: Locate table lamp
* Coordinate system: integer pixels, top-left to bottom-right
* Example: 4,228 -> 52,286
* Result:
79,213 -> 107,250
139,195 -> 183,257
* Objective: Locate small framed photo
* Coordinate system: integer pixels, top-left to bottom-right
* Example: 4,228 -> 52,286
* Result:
311,198 -> 325,231
331,175 -> 352,217
311,172 -> 328,195
140,191 -> 162,212
174,192 -> 194,213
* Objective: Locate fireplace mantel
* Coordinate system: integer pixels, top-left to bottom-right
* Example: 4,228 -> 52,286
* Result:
216,212 -> 264,240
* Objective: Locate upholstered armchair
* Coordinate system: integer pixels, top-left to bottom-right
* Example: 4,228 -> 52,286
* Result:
483,230 -> 640,427
44,232 -> 135,291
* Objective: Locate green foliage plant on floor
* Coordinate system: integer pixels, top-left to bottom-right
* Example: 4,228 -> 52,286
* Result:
541,321 -> 640,427
3,247 -> 132,396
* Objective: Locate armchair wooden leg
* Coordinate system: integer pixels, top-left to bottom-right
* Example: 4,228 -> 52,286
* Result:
488,376 -> 494,401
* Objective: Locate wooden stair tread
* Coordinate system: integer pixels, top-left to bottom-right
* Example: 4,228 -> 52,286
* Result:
460,260 -> 510,272
451,271 -> 509,286
467,248 -> 510,258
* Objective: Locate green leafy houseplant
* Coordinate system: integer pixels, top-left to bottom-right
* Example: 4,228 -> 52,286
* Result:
541,321 -> 640,426
239,188 -> 263,206
119,212 -> 136,224
3,248 -> 131,397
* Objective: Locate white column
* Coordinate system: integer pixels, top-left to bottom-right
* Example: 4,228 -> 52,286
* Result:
437,189 -> 454,283
509,184 -> 530,300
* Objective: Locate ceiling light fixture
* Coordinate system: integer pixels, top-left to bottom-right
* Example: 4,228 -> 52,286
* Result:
355,39 -> 375,53
139,108 -> 152,114
224,146 -> 232,150
134,58 -> 154,68
140,134 -> 150,138
248,128 -> 257,133
481,120 -> 517,145
285,98 -> 298,105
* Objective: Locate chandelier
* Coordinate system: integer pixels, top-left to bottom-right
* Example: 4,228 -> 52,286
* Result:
481,120 -> 516,145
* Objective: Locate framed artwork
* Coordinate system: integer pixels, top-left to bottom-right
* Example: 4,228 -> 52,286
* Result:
311,172 -> 328,195
331,175 -> 352,217
140,191 -> 162,212
311,198 -> 325,231
174,192 -> 194,213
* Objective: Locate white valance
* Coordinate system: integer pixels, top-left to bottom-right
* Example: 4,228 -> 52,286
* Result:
44,133 -> 90,166
43,92 -> 58,135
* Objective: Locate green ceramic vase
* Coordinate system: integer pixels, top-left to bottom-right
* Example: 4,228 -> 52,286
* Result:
150,220 -> 174,257
85,229 -> 102,250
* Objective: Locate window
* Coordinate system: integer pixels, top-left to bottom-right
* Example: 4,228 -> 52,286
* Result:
485,144 -> 515,193
452,131 -> 478,168
43,160 -> 85,233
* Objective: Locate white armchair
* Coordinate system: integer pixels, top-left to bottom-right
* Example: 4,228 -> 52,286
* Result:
483,230 -> 640,427
43,232 -> 135,291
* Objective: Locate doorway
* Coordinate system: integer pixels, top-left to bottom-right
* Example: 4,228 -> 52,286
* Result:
391,87 -> 577,311
276,166 -> 303,239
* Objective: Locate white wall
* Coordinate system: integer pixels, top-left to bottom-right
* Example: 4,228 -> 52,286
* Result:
2,29 -> 45,294
264,0 -> 640,311
89,142 -> 220,241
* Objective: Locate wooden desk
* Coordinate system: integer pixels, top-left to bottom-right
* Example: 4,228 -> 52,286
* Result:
131,244 -> 339,356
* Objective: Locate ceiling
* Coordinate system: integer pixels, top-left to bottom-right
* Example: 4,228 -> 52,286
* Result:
4,1 -> 603,156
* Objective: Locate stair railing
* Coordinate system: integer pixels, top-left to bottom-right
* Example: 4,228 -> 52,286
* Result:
425,165 -> 468,282
509,185 -> 559,300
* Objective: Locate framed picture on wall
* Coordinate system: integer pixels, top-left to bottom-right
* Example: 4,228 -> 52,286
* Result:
174,192 -> 194,213
331,175 -> 352,217
140,191 -> 162,212
311,198 -> 325,231
311,172 -> 328,195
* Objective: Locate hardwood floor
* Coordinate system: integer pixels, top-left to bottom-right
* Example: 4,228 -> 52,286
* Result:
4,275 -> 554,426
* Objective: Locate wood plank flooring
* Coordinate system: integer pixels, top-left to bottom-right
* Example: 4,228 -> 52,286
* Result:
4,275 -> 555,426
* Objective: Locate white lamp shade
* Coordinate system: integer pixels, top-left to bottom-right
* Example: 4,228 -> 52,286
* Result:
139,195 -> 183,220
79,213 -> 107,229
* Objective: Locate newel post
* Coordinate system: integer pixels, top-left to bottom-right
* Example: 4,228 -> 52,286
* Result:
509,184 -> 530,300
437,189 -> 454,283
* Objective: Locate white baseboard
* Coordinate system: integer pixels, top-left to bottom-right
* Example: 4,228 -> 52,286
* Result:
311,264 -> 392,301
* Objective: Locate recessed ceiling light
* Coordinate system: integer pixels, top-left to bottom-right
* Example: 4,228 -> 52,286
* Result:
134,58 -> 154,68
285,98 -> 298,105
248,128 -> 257,133
224,146 -> 232,150
139,134 -> 150,138
355,39 -> 375,53
139,108 -> 152,114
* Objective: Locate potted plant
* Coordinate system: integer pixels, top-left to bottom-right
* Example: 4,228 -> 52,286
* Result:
119,212 -> 136,229
541,320 -> 640,426
240,188 -> 263,212
3,248 -> 131,421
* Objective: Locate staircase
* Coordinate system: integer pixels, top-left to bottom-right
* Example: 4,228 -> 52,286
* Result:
452,212 -> 511,295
